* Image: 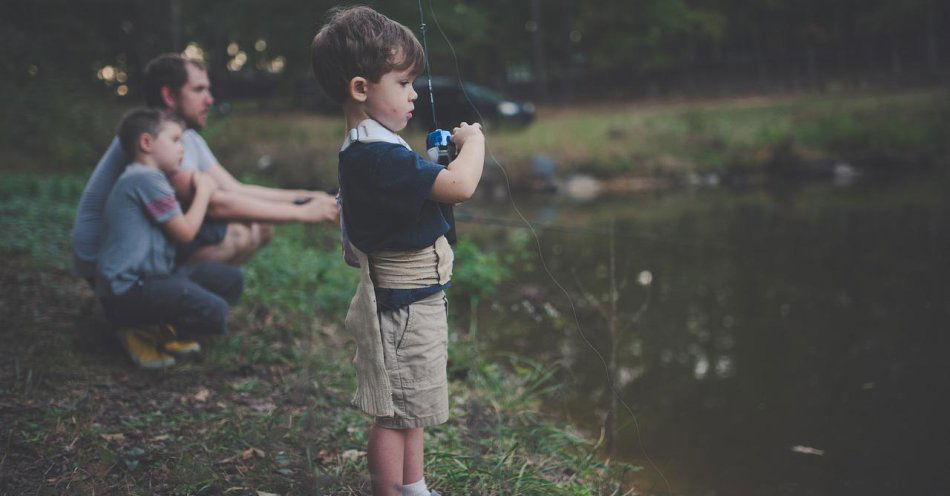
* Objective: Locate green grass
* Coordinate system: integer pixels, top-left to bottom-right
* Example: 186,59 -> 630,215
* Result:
0,171 -> 637,495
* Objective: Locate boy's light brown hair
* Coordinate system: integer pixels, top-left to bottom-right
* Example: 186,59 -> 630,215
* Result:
117,108 -> 184,158
311,6 -> 425,103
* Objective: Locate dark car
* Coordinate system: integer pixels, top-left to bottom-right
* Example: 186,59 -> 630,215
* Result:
411,76 -> 535,130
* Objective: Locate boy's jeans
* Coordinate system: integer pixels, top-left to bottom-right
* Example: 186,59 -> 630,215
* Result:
100,262 -> 243,337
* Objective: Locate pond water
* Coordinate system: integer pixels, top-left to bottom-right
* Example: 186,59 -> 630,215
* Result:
456,175 -> 950,496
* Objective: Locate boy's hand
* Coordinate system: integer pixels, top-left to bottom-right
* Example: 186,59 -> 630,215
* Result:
451,122 -> 484,150
192,171 -> 218,195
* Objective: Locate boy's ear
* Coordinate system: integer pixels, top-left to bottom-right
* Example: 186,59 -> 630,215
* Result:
160,86 -> 177,109
138,132 -> 154,154
348,77 -> 368,102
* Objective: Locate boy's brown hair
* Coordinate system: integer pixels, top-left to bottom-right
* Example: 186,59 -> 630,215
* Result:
311,6 -> 425,103
117,107 -> 184,158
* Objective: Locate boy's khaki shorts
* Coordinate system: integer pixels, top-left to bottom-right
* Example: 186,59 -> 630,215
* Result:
375,291 -> 449,429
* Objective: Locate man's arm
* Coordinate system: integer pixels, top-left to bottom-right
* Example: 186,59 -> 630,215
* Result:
169,169 -> 338,224
206,162 -> 317,202
207,188 -> 337,223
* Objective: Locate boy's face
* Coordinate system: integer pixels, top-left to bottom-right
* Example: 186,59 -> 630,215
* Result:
150,121 -> 185,173
364,67 -> 418,132
169,64 -> 214,130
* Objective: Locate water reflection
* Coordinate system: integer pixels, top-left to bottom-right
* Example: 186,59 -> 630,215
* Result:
458,177 -> 950,495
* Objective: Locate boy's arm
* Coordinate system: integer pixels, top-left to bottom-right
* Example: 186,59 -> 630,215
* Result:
430,123 -> 485,204
162,172 -> 215,243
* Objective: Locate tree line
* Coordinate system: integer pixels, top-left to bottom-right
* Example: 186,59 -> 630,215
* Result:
2,0 -> 947,106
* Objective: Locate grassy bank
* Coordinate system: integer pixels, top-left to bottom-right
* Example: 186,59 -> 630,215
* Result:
202,88 -> 950,191
4,88 -> 946,189
0,172 -> 637,495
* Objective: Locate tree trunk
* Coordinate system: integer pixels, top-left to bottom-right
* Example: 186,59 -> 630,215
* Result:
530,0 -> 549,102
805,43 -> 819,90
926,0 -> 939,76
890,36 -> 902,86
169,0 -> 182,52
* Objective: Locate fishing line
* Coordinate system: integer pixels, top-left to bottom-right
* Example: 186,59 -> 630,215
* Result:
423,1 -> 674,494
417,0 -> 439,129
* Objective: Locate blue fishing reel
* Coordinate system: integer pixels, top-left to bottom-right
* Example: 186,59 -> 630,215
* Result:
426,129 -> 456,166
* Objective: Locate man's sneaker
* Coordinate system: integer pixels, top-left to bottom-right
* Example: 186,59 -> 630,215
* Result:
117,327 -> 176,369
162,340 -> 201,358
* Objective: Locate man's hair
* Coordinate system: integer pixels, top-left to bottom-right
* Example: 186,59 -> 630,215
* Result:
311,6 -> 425,103
117,107 -> 184,158
143,53 -> 208,108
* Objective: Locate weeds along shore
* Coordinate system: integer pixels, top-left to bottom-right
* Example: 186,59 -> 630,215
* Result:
0,172 -> 637,494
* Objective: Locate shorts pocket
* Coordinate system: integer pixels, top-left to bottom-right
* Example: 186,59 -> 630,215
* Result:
396,294 -> 447,386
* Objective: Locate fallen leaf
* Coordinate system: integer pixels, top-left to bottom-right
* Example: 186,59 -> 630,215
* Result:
193,388 -> 211,402
340,449 -> 366,462
791,445 -> 825,456
242,447 -> 266,460
85,462 -> 110,477
249,401 -> 277,413
316,449 -> 336,464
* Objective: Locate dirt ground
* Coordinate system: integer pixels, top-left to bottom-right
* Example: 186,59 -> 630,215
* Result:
0,257 -> 370,495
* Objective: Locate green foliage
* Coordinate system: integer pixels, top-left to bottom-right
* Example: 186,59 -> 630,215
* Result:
0,169 -> 634,493
426,355 -> 639,495
0,173 -> 85,269
451,237 -> 513,301
241,224 -> 357,321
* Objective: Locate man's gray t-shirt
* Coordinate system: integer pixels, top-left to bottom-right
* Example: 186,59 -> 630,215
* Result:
95,164 -> 182,297
71,129 -> 217,279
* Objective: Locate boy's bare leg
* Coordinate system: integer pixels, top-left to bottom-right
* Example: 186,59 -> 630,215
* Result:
403,427 -> 424,485
369,424 -> 406,496
187,222 -> 272,265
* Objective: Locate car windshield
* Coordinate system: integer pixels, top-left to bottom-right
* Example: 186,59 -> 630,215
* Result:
463,83 -> 502,102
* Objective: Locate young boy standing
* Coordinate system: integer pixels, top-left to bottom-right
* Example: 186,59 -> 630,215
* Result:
96,108 -> 243,369
311,7 -> 484,496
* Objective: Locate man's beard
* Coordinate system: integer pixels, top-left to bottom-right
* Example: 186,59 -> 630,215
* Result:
181,113 -> 204,130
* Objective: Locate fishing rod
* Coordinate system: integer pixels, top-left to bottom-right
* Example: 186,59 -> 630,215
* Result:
418,0 -> 458,243
423,1 -> 675,494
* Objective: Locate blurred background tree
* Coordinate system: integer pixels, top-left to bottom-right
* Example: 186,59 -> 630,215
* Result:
1,0 -> 946,168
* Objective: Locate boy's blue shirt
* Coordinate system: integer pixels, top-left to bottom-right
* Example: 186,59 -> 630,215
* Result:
95,164 -> 182,297
338,119 -> 454,309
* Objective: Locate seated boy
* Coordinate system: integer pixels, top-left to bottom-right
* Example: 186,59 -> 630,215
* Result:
311,6 -> 485,496
95,108 -> 244,369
